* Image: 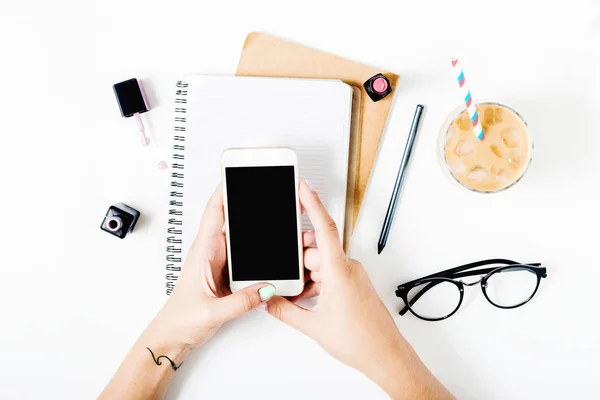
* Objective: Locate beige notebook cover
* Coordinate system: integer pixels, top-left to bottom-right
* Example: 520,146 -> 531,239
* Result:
236,32 -> 400,230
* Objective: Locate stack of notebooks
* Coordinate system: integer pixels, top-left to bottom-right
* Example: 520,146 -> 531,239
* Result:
165,33 -> 399,294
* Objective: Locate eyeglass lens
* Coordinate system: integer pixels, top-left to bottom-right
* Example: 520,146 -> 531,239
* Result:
484,267 -> 538,307
407,280 -> 461,320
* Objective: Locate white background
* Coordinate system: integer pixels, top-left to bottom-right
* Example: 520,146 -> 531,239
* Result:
1,0 -> 599,399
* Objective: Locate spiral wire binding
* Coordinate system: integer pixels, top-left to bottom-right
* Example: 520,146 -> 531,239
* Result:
166,81 -> 188,295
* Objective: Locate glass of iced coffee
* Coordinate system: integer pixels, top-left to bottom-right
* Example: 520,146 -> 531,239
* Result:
439,101 -> 533,193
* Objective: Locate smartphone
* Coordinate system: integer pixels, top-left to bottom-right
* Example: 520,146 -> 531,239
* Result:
221,147 -> 304,296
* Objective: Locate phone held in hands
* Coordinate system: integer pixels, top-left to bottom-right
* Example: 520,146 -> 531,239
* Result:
221,147 -> 304,297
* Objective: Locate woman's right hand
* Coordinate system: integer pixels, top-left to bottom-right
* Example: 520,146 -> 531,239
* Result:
267,181 -> 454,400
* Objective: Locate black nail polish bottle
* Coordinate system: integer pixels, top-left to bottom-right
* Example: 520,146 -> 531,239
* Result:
101,203 -> 140,239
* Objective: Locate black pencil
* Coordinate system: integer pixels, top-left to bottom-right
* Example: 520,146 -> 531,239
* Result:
377,105 -> 425,254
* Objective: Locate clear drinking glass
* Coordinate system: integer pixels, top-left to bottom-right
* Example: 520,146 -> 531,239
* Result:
438,101 -> 534,193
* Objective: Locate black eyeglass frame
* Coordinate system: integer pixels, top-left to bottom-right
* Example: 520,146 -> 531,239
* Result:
395,259 -> 547,322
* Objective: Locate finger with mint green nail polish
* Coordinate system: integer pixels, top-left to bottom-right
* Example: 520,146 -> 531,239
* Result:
217,284 -> 277,321
258,285 -> 276,302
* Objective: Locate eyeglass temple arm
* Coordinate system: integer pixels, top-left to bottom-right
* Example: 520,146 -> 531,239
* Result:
398,264 -> 544,316
398,259 -> 521,289
452,268 -> 507,279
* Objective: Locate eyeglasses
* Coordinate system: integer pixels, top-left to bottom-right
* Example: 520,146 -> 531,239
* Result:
395,259 -> 547,321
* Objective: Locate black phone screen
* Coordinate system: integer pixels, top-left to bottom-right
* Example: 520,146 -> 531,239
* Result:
225,166 -> 300,281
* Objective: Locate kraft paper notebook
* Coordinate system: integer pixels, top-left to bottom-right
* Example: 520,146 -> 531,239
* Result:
165,75 -> 358,295
236,32 -> 400,229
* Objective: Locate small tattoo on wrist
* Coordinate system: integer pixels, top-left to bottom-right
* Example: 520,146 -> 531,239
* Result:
146,347 -> 184,371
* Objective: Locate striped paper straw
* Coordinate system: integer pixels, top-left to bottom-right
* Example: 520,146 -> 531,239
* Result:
451,57 -> 484,140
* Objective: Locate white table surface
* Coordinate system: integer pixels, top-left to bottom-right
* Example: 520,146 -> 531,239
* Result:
2,0 -> 600,399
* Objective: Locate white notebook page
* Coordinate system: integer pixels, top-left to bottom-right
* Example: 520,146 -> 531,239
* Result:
179,76 -> 353,259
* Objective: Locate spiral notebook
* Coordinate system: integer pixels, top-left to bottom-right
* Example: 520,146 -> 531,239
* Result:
165,75 -> 357,294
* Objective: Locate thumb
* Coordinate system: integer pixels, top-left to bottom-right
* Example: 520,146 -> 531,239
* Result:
215,284 -> 276,322
267,296 -> 312,336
